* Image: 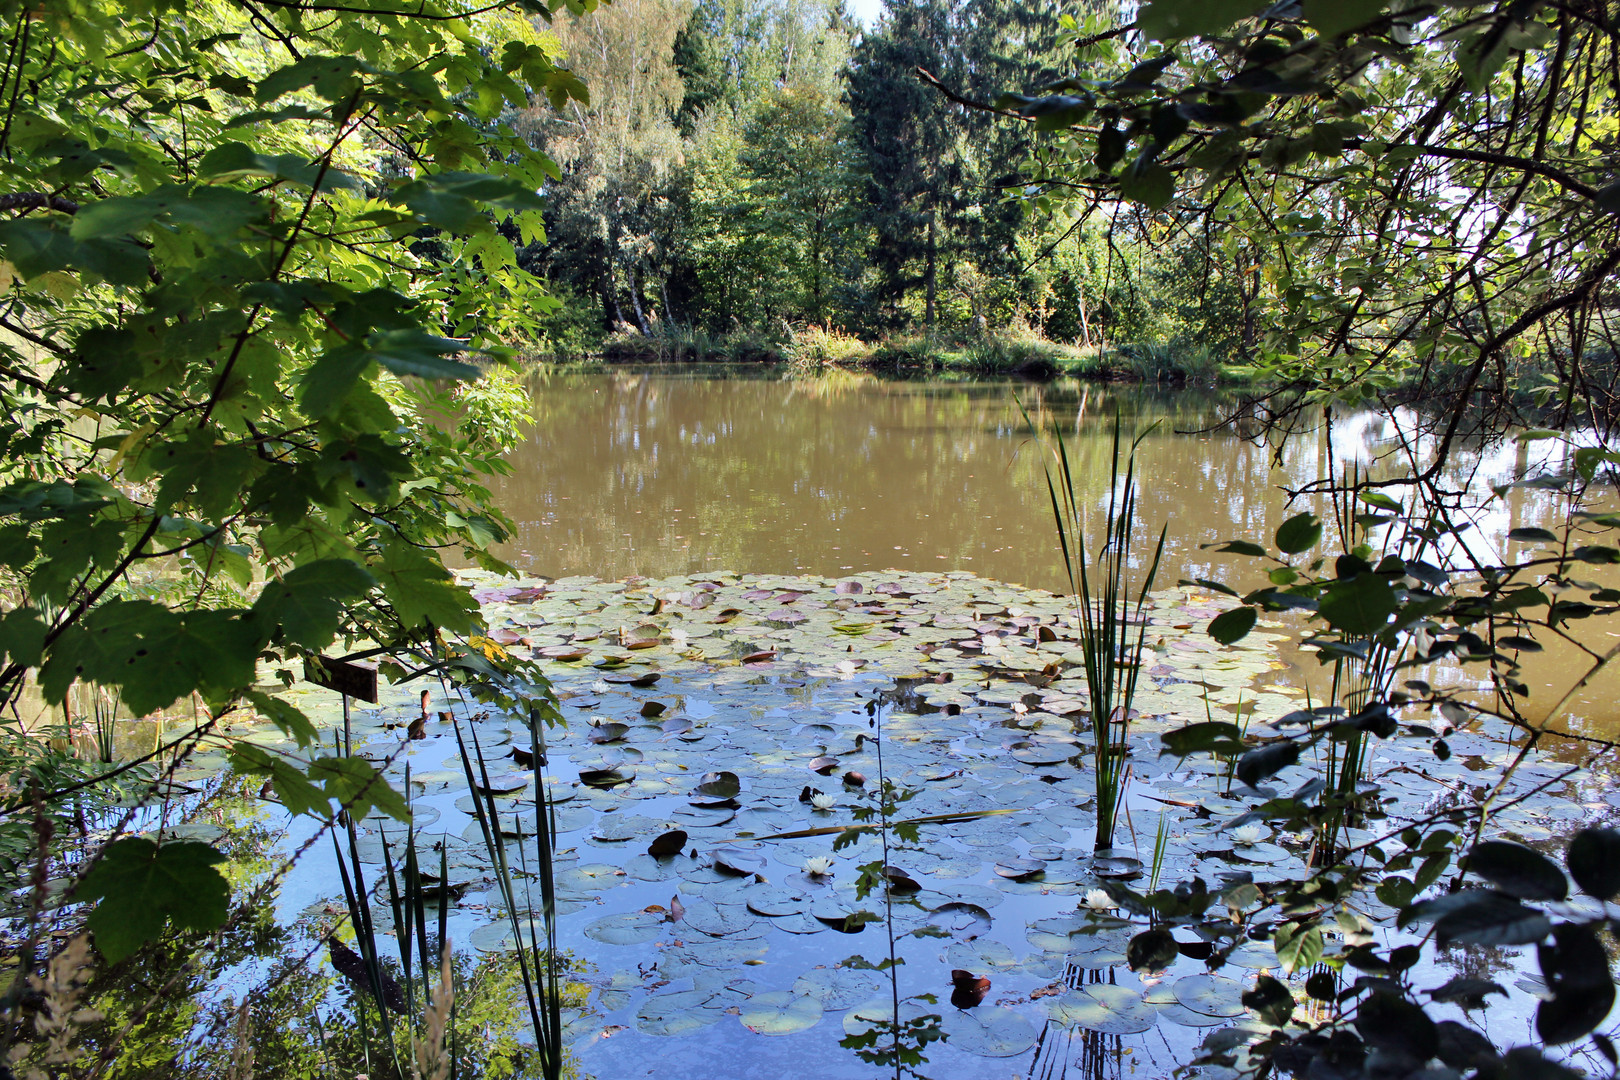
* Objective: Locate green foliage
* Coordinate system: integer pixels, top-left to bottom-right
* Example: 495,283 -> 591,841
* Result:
0,0 -> 568,975
78,839 -> 230,964
1001,0 -> 1620,424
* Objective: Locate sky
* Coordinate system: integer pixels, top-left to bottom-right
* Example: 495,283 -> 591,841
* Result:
847,0 -> 882,27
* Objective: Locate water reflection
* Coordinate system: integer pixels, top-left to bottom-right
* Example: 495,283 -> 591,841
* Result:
487,368 -> 1619,736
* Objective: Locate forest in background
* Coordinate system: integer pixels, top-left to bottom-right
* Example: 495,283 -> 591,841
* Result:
515,0 -> 1249,377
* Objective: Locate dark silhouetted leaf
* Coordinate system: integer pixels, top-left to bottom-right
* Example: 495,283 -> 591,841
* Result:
1357,991 -> 1436,1060
1242,974 -> 1294,1027
1426,977 -> 1506,1007
1466,839 -> 1567,900
1160,721 -> 1244,758
1208,606 -> 1257,645
1435,1020 -> 1496,1071
1537,923 -> 1614,1044
1274,512 -> 1322,554
1236,741 -> 1300,788
1127,928 -> 1178,973
1567,827 -> 1620,899
1424,890 -> 1553,946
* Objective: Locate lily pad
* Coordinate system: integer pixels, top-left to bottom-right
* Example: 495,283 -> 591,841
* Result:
635,990 -> 726,1037
584,910 -> 668,946
940,1008 -> 1039,1057
1048,984 -> 1157,1034
738,991 -> 823,1035
792,966 -> 882,1009
1172,974 -> 1246,1017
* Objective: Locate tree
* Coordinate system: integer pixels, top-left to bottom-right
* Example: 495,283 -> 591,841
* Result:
1004,0 -> 1620,458
846,0 -> 967,329
673,0 -> 853,135
740,85 -> 865,323
523,0 -> 691,333
0,0 -> 575,988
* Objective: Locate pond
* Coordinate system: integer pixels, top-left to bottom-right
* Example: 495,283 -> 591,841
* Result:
77,369 -> 1620,1078
480,367 -> 1619,737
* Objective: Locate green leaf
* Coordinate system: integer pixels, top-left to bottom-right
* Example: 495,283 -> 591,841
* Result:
71,186 -> 265,241
364,329 -> 480,381
298,345 -> 374,419
40,600 -> 192,715
1508,527 -> 1559,543
29,517 -> 125,605
0,606 -> 47,668
229,743 -> 328,815
151,430 -> 261,518
250,558 -> 375,650
1138,0 -> 1262,39
0,219 -> 151,286
1317,574 -> 1398,635
391,171 -> 546,232
79,838 -> 230,963
1273,922 -> 1323,975
1302,0 -> 1388,37
197,141 -> 360,191
1274,512 -> 1322,554
1208,606 -> 1257,645
308,754 -> 410,823
1118,159 -> 1174,210
1358,491 -> 1403,512
373,540 -> 478,634
244,690 -> 319,747
173,611 -> 260,700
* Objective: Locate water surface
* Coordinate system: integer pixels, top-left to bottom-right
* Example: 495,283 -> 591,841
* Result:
486,367 -> 1620,736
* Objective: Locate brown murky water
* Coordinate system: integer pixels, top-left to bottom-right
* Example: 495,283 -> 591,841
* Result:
485,366 -> 1620,739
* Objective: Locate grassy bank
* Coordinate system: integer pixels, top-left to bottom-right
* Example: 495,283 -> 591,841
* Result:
525,324 -> 1259,384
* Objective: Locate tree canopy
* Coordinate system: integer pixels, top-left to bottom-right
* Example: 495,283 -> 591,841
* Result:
0,0 -> 579,964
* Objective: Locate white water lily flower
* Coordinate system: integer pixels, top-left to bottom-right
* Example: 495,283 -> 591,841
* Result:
804,856 -> 834,877
1083,889 -> 1115,912
810,793 -> 837,811
590,680 -> 612,694
1231,824 -> 1267,847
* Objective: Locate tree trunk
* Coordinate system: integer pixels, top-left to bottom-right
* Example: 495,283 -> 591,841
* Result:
629,267 -> 649,335
925,211 -> 937,331
607,262 -> 626,331
1076,277 -> 1093,349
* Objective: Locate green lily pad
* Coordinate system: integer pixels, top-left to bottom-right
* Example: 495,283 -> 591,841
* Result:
1172,974 -> 1246,1017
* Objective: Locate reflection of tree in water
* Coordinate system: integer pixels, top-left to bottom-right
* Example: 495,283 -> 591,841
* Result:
1027,965 -> 1125,1080
1433,940 -> 1519,989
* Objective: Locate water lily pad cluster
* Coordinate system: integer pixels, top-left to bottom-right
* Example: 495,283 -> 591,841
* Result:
270,568 -> 1591,1078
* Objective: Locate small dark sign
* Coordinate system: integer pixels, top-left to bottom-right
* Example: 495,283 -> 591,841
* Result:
304,655 -> 379,703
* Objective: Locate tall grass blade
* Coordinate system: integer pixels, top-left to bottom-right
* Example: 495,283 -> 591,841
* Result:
1019,399 -> 1165,851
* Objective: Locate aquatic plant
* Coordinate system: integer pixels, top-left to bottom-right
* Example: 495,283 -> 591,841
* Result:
1022,403 -> 1166,851
1151,433 -> 1620,1077
836,697 -> 944,1080
455,703 -> 567,1080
